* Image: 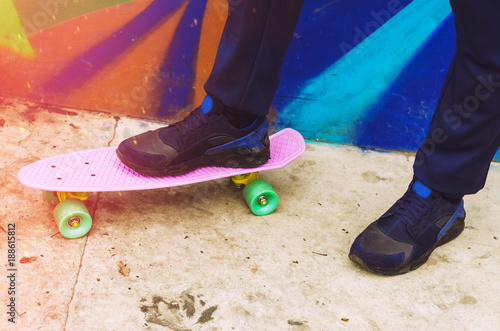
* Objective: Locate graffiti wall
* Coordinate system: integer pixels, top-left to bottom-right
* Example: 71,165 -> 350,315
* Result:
0,0 -> 226,119
0,0 -> 498,158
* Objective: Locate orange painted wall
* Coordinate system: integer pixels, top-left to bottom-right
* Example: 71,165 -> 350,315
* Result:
0,0 -> 226,119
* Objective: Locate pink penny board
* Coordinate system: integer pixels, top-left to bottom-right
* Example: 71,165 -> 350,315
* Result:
18,128 -> 305,193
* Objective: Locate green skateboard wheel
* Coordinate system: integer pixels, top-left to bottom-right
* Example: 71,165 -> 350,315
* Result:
243,179 -> 279,216
44,191 -> 59,204
54,199 -> 92,238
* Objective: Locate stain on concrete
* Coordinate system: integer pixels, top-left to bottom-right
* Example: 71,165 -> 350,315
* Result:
117,261 -> 130,277
141,296 -> 186,330
459,295 -> 478,305
361,171 -> 388,183
141,291 -> 218,329
287,319 -> 311,330
288,319 -> 304,325
181,291 -> 196,318
478,252 -> 492,260
435,254 -> 453,264
14,101 -> 78,123
426,257 -> 438,266
197,305 -> 218,324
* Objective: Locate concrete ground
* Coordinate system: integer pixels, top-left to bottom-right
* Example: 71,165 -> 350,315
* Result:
1,98 -> 499,331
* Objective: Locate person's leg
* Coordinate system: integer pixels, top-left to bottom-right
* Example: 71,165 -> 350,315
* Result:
413,0 -> 500,197
117,0 -> 304,176
205,0 -> 304,117
349,0 -> 500,275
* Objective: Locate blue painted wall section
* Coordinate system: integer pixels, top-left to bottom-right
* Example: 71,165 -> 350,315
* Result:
274,0 -> 499,159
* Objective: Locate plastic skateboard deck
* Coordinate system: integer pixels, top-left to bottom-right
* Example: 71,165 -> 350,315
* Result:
19,128 -> 305,192
18,128 -> 305,238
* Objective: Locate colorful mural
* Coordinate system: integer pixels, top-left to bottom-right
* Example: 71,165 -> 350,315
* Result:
0,0 -> 225,119
0,0 -> 498,158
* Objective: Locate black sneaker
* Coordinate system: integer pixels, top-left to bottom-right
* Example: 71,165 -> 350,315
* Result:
116,96 -> 270,176
349,178 -> 466,275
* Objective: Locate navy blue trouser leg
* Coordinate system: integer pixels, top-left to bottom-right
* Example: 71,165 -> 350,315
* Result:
414,0 -> 500,197
204,0 -> 304,117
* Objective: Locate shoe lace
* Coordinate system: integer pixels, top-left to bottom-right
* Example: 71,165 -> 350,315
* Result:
391,191 -> 430,227
176,108 -> 209,136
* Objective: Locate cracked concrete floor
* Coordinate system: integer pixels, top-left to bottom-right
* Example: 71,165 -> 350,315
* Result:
1,99 -> 500,330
